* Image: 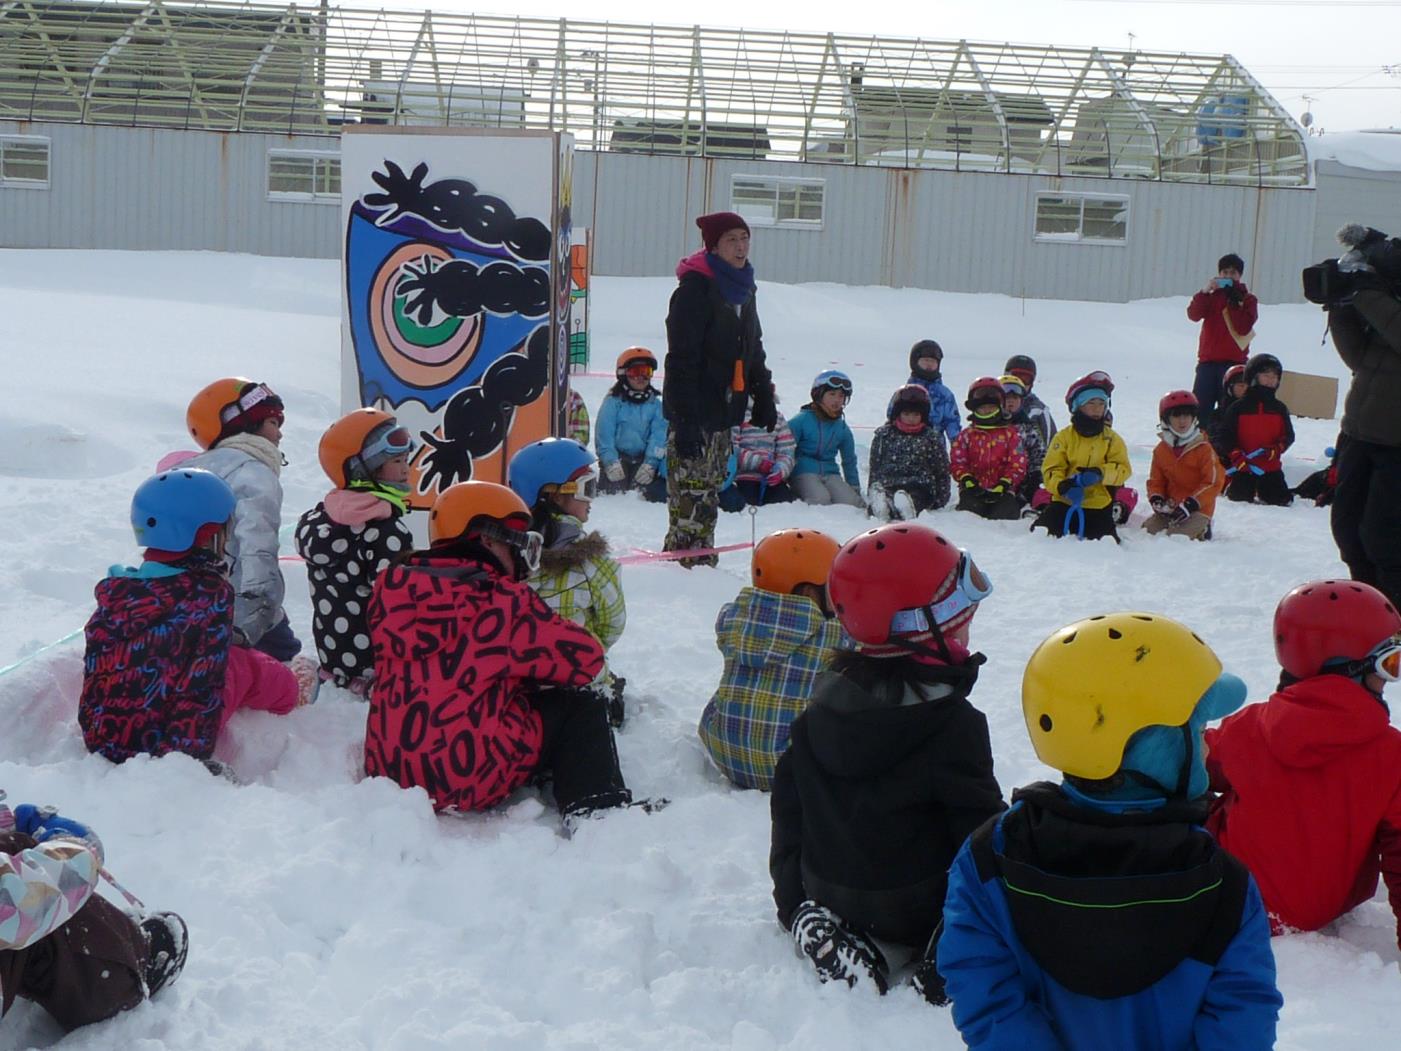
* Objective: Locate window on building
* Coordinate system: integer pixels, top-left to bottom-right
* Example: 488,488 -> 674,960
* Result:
731,175 -> 825,229
267,151 -> 341,202
0,137 -> 50,188
1034,193 -> 1129,244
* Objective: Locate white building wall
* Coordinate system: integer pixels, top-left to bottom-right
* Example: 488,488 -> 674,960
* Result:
2,120 -> 1318,303
1311,160 -> 1401,261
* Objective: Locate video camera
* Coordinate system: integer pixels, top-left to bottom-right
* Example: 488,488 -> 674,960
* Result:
1302,224 -> 1401,306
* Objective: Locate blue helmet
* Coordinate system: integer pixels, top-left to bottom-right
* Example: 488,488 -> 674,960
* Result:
507,438 -> 597,508
811,370 -> 853,399
131,468 -> 237,551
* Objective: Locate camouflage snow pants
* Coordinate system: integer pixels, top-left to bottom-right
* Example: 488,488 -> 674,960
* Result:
664,429 -> 732,567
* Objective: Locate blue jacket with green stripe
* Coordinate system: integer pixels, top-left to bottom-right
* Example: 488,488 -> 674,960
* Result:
938,783 -> 1281,1051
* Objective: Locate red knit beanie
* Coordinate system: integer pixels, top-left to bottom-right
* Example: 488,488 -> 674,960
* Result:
696,212 -> 750,251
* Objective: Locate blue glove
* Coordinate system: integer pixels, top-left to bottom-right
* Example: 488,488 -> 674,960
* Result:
12,805 -> 104,865
1073,468 -> 1103,487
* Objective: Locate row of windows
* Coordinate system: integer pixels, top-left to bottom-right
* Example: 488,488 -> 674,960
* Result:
0,138 -> 1129,244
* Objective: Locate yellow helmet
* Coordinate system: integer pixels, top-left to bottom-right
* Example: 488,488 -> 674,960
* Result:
1022,612 -> 1222,780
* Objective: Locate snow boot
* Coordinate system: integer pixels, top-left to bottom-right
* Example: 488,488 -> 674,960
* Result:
561,796 -> 669,838
891,490 -> 917,522
789,901 -> 889,994
140,912 -> 188,998
201,758 -> 243,784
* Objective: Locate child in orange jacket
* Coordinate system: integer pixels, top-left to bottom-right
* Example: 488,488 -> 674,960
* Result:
1144,391 -> 1222,541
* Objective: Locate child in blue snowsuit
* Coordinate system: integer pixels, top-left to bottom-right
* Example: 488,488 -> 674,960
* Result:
937,612 -> 1282,1049
596,347 -> 668,502
789,371 -> 863,507
895,339 -> 961,441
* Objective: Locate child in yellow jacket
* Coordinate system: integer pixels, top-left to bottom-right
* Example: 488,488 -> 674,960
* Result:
1034,371 -> 1131,541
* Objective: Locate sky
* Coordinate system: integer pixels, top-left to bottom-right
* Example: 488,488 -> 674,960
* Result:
421,0 -> 1401,133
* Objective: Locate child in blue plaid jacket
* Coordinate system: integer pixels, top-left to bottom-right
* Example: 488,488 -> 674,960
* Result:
697,529 -> 846,790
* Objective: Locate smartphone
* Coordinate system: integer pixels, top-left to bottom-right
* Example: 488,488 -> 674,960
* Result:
1215,277 -> 1235,288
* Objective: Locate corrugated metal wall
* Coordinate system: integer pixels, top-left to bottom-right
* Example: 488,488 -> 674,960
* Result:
2,119 -> 1318,302
0,121 -> 339,255
1311,160 -> 1401,261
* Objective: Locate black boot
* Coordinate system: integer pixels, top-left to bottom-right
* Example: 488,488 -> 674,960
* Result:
141,912 -> 188,998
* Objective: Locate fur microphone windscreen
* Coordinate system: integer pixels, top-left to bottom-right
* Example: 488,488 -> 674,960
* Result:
1338,223 -> 1380,248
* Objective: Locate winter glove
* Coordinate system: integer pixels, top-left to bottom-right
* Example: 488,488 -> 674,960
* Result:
756,458 -> 775,474
1057,478 -> 1081,497
1148,494 -> 1172,514
959,476 -> 979,492
790,901 -> 889,994
765,471 -> 785,488
910,957 -> 951,1007
989,479 -> 1011,495
1228,449 -> 1248,472
12,805 -> 104,867
634,463 -> 657,487
674,421 -> 703,460
750,396 -> 778,433
1170,497 -> 1201,525
604,461 -> 627,484
1073,468 -> 1103,487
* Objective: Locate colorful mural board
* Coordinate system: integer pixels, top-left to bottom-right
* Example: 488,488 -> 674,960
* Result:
339,127 -> 574,510
569,227 -> 591,373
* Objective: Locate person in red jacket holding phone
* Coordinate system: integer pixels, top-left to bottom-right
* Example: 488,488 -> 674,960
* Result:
1212,353 -> 1294,506
1206,580 -> 1401,943
1188,253 -> 1259,427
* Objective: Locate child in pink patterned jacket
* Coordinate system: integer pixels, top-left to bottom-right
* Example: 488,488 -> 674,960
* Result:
0,791 -> 186,1031
949,377 -> 1028,521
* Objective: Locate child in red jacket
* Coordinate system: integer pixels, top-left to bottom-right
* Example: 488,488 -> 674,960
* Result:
1211,353 -> 1294,506
950,377 -> 1028,521
365,480 -> 635,825
1206,580 -> 1401,943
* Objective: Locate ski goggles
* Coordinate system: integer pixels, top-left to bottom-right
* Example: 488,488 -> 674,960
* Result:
475,519 -> 544,575
219,382 -> 281,424
624,364 -> 655,380
552,464 -> 599,502
362,425 -> 415,463
888,551 -> 993,634
1367,634 -> 1401,682
815,374 -> 853,394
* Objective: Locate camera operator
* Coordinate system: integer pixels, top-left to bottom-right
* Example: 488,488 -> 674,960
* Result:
1187,253 -> 1259,428
1304,225 -> 1401,608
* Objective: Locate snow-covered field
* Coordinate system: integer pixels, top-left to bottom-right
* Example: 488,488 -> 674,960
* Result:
1,248 -> 1394,1049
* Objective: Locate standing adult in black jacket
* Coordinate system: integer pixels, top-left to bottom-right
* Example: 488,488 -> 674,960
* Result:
1324,226 -> 1401,608
663,212 -> 776,567
770,523 -> 1005,1000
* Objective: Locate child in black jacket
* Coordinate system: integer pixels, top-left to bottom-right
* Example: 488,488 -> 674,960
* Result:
770,522 -> 1004,996
866,384 -> 951,520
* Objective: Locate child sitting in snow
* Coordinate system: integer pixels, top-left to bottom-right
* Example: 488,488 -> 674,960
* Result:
771,523 -> 1004,995
698,529 -> 844,791
999,374 -> 1046,505
295,409 -> 416,697
1205,580 -> 1401,947
566,386 -> 590,446
508,438 -> 629,728
0,791 -> 187,1032
950,377 -> 1028,521
184,377 -> 302,660
938,613 -> 1281,1043
789,371 -> 864,508
1003,354 -> 1057,450
596,347 -> 668,502
365,481 -> 638,824
1143,391 -> 1221,541
866,384 -> 951,521
1212,353 -> 1295,507
723,395 -> 797,508
1033,371 -> 1131,541
80,468 -> 302,765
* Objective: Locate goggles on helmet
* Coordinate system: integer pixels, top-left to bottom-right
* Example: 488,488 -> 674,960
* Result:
888,551 -> 993,634
816,376 -> 853,395
475,519 -> 544,575
219,383 -> 279,424
624,364 -> 655,380
551,464 -> 599,503
362,425 -> 415,462
1366,634 -> 1401,682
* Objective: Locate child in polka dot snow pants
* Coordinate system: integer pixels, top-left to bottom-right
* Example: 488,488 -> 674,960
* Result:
295,411 -> 416,697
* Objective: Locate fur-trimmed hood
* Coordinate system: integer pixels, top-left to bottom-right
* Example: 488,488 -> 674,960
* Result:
538,529 -> 610,574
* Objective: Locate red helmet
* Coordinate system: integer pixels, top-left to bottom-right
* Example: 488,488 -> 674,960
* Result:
1274,580 -> 1401,679
965,376 -> 1006,412
1065,370 -> 1115,410
1158,390 -> 1199,421
827,523 -> 988,645
1222,364 -> 1247,393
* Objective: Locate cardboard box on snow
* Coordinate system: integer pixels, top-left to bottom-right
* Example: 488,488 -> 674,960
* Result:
1279,371 -> 1338,420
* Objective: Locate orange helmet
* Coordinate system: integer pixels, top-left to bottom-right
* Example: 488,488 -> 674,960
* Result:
186,377 -> 283,449
318,409 -> 413,488
751,529 -> 841,595
428,481 -> 531,545
616,347 -> 658,374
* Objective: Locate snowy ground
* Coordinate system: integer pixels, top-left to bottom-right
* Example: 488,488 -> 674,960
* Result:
1,248 -> 1395,1049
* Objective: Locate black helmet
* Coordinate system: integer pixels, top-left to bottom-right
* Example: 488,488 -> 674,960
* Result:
1004,354 -> 1037,380
1244,353 -> 1283,386
909,340 -> 943,380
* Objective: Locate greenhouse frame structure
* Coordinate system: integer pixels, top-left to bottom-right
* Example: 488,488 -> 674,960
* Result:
0,0 -> 1309,186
